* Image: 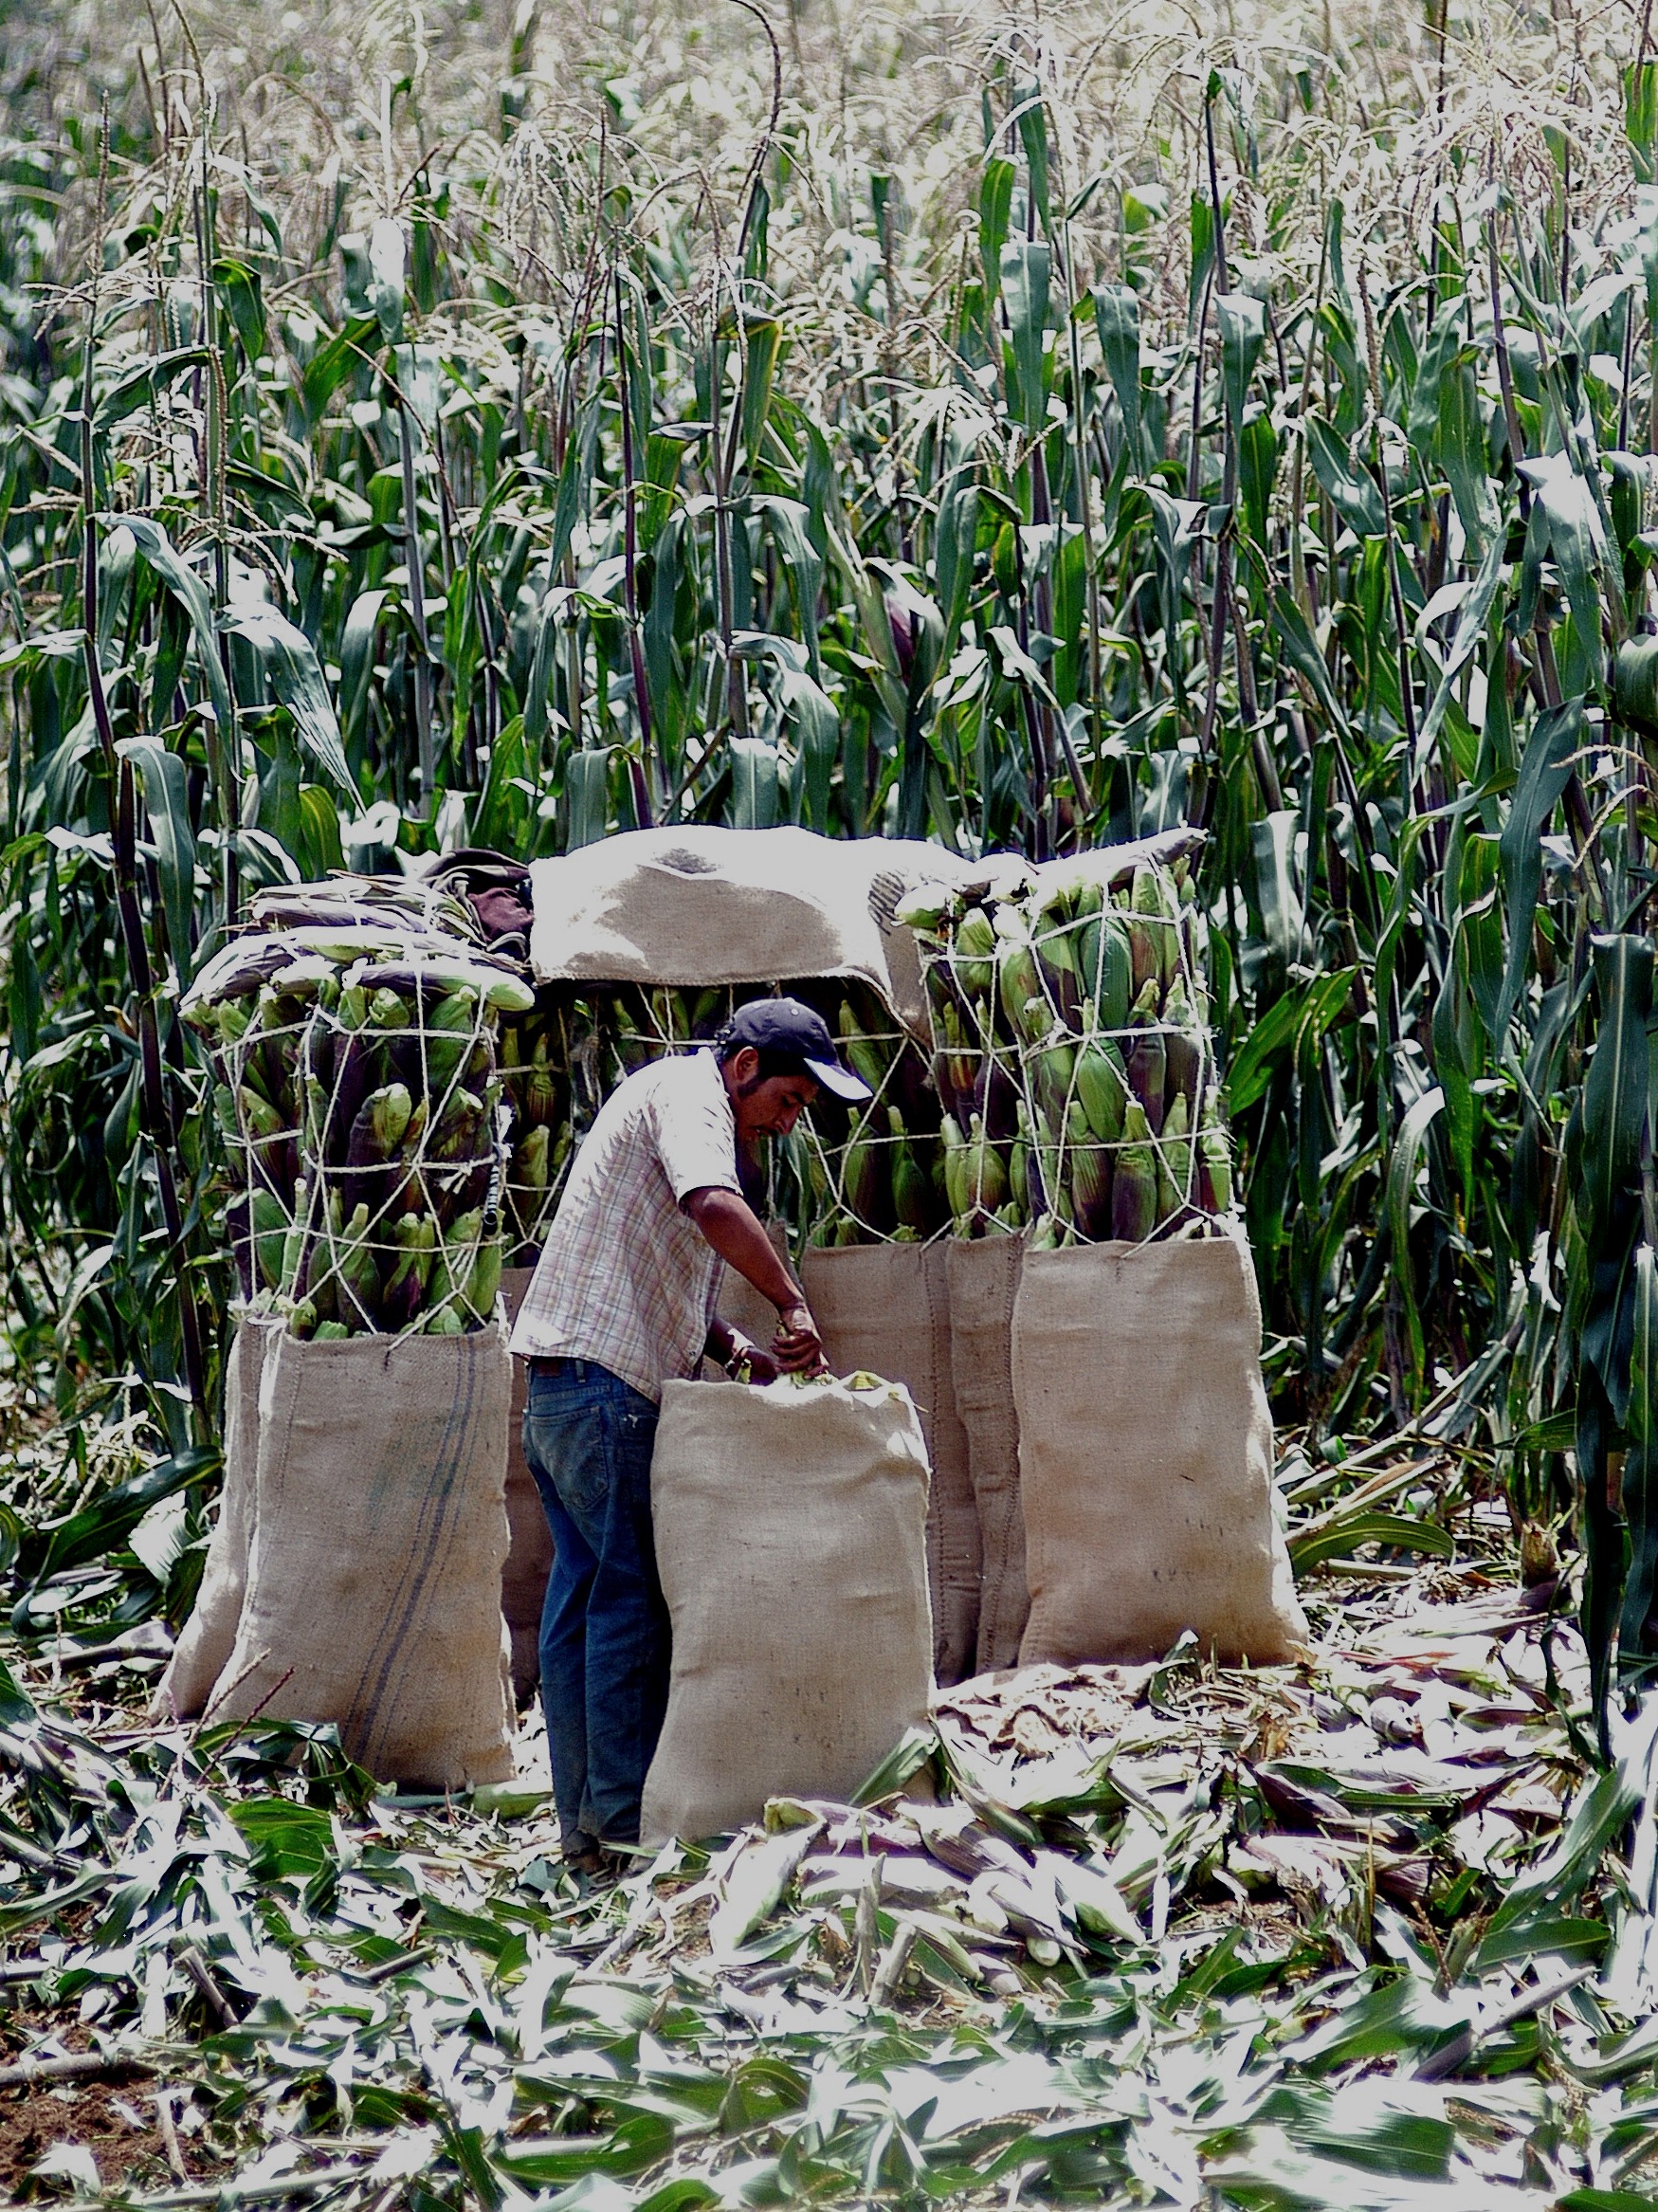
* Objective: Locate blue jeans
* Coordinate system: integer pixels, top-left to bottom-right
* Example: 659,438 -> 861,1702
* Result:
522,1359 -> 666,1850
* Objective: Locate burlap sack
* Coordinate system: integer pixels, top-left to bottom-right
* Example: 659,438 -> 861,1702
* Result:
155,1316 -> 276,1721
1015,1236 -> 1308,1667
501,1268 -> 555,1707
641,1376 -> 933,1841
204,1323 -> 516,1787
802,1242 -> 978,1685
947,1233 -> 1029,1673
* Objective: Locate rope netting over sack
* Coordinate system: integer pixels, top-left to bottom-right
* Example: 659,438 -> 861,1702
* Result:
182,880 -> 532,1340
560,978 -> 948,1252
900,844 -> 1232,1249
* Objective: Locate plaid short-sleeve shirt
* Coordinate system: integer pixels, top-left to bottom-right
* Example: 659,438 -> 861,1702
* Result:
507,1050 -> 743,1401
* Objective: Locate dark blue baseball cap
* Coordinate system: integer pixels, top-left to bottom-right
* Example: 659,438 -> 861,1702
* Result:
720,996 -> 871,1101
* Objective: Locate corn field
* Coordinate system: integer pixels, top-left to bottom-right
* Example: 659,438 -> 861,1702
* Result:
4,3 -> 1658,1656
10,4 -> 1658,2203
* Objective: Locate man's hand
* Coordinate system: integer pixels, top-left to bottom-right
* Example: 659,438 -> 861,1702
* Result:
774,1300 -> 827,1375
723,1331 -> 780,1385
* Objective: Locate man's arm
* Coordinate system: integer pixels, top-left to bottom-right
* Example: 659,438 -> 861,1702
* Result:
683,1186 -> 825,1372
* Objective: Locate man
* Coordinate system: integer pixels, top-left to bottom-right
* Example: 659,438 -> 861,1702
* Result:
510,996 -> 871,1872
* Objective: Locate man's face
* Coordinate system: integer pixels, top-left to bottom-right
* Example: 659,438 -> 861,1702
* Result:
724,1047 -> 819,1140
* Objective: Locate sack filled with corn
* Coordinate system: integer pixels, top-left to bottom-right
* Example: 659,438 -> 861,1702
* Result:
901,846 -> 1232,1250
181,886 -> 534,1343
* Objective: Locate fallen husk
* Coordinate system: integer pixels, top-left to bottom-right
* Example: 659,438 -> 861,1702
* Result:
4,1554 -> 1654,2206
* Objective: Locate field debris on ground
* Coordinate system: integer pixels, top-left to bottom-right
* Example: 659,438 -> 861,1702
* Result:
5,1562 -> 1658,2209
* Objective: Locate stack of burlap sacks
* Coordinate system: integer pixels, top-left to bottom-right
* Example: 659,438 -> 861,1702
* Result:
811,1227 -> 1307,1687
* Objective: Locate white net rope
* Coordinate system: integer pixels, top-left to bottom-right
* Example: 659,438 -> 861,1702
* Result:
587,982 -> 944,1251
187,922 -> 524,1340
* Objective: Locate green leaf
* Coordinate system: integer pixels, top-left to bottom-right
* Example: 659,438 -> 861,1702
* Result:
1580,934 -> 1654,1227
114,514 -> 234,740
1093,284 -> 1141,462
118,738 -> 197,978
219,602 -> 356,797
1001,241 -> 1051,433
1304,415 -> 1386,539
1496,698 -> 1580,1040
1288,1511 -> 1455,1574
1217,291 -> 1266,427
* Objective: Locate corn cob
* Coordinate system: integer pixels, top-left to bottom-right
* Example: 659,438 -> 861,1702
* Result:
1161,978 -> 1203,1117
941,1114 -> 970,1222
382,1211 -> 438,1327
964,1112 -> 1009,1215
512,1124 -> 550,1194
522,1033 -> 557,1126
1085,913 -> 1133,1034
1066,1102 -> 1113,1239
239,1086 -> 286,1143
1009,1114 -> 1030,1216
954,905 -> 997,996
838,1001 -> 889,1098
841,1115 -> 885,1227
332,1201 -> 382,1329
890,1108 -> 931,1235
348,1083 -> 414,1167
1034,914 -> 1081,1029
423,986 -> 478,1091
1110,1101 -> 1157,1242
1029,1025 -> 1075,1131
1198,1122 -> 1233,1213
251,1187 -> 287,1291
1074,1035 -> 1128,1144
1159,1091 -> 1193,1218
1124,980 -> 1167,1136
996,930 -> 1046,1042
464,1234 -> 502,1320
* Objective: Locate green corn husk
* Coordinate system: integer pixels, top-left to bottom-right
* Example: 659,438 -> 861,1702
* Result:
1086,913 -> 1133,1034
890,1108 -> 931,1235
1074,1035 -> 1129,1144
426,1303 -> 465,1336
941,1113 -> 969,1221
842,1119 -> 884,1225
312,1321 -> 352,1341
464,1235 -> 502,1319
997,935 -> 1045,1042
425,987 -> 479,1089
368,986 -> 410,1032
1161,978 -> 1203,1113
239,1085 -> 286,1143
1160,1089 -> 1193,1216
1125,980 -> 1167,1136
1199,1122 -> 1233,1213
522,1034 -> 557,1126
838,1001 -> 888,1097
1067,1102 -> 1113,1239
1009,1115 -> 1030,1216
1034,920 -> 1082,1029
965,1112 -> 1009,1215
1111,1100 -> 1157,1242
335,1201 -> 381,1329
251,1187 -> 287,1290
512,1124 -> 551,1193
954,905 -> 997,996
1029,1022 -> 1076,1131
